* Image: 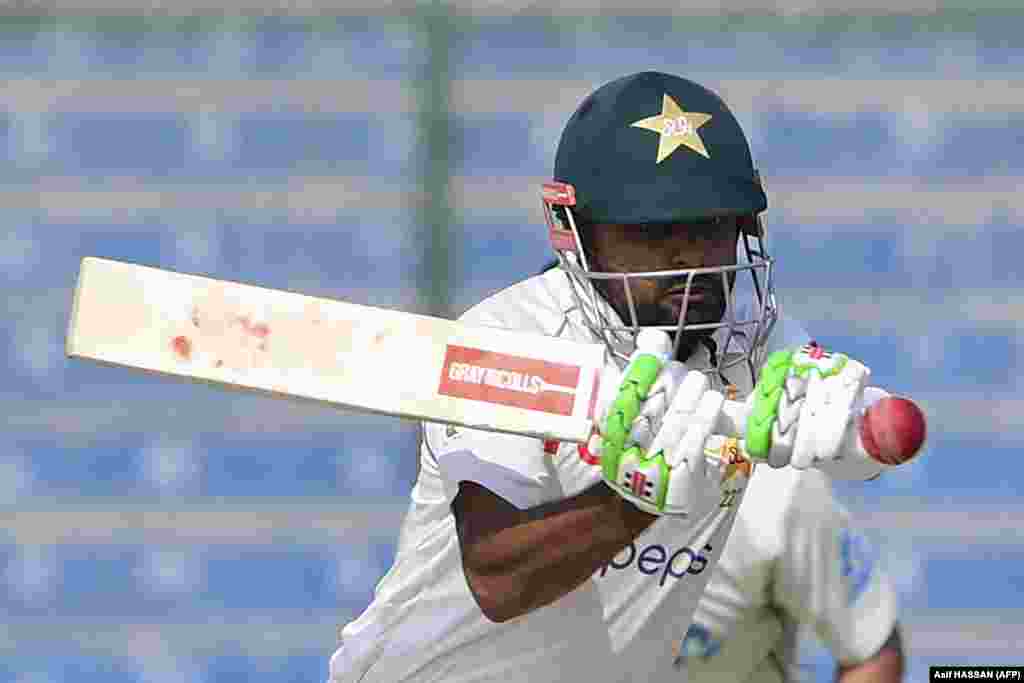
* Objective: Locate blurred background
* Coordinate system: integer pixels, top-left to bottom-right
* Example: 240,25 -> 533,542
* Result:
2,0 -> 1022,681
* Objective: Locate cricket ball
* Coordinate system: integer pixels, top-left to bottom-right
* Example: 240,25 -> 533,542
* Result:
859,396 -> 927,466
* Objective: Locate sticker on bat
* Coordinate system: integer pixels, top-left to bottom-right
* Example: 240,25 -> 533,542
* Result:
437,345 -> 582,416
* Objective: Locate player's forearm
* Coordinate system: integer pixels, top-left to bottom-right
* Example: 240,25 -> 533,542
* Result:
460,482 -> 656,622
835,626 -> 904,683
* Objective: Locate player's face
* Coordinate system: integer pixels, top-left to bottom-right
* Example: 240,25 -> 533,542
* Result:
583,218 -> 740,361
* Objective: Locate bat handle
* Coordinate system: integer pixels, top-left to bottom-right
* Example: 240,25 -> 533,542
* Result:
714,398 -> 750,439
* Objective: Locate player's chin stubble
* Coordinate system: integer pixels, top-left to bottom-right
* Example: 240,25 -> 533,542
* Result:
652,298 -> 725,362
598,283 -> 726,362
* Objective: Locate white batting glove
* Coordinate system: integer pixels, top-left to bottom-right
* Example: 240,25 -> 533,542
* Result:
589,330 -> 727,518
744,343 -> 870,470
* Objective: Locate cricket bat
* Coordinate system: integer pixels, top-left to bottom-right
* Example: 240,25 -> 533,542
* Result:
66,257 -> 926,465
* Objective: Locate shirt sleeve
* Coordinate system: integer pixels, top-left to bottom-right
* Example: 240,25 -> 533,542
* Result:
422,421 -> 564,510
771,471 -> 899,665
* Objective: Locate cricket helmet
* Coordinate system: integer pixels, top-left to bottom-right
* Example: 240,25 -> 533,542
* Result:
541,71 -> 778,386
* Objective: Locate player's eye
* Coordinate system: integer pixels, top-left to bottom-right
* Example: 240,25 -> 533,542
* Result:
688,219 -> 718,238
637,218 -> 735,242
640,222 -> 675,240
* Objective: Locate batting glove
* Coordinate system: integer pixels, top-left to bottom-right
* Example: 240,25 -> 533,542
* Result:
744,343 -> 871,470
589,330 -> 727,518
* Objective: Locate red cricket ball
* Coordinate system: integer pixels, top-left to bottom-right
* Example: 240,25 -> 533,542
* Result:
859,396 -> 927,466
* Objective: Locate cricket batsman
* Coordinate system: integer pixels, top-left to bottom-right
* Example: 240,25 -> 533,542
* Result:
330,71 -> 903,682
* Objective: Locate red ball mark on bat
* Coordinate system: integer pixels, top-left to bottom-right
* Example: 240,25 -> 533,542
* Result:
171,336 -> 192,360
236,315 -> 270,338
859,396 -> 927,466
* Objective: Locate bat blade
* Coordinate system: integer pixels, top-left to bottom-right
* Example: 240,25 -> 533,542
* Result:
66,257 -> 606,443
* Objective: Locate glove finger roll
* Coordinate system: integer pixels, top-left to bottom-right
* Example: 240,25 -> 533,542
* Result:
651,370 -> 709,467
630,360 -> 688,448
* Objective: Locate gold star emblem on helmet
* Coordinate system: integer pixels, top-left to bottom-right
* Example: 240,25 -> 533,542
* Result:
630,94 -> 712,163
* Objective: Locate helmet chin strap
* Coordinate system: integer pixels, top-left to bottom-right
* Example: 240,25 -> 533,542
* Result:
699,335 -> 742,390
700,336 -> 718,369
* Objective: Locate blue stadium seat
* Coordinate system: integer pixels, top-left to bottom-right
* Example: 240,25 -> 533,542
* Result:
913,548 -> 1024,610
20,419 -> 418,499
52,114 -> 188,176
908,436 -> 1023,497
754,110 -> 898,177
453,18 -> 1022,79
769,225 -> 904,290
988,218 -> 1024,285
330,18 -> 418,78
21,438 -> 149,499
449,220 -> 551,312
57,223 -> 169,273
925,115 -> 1024,176
18,218 -> 421,297
199,542 -> 392,612
1,542 -> 395,618
78,19 -> 211,75
453,18 -> 563,77
199,545 -> 342,611
233,114 -> 371,174
239,17 -> 316,75
3,654 -> 142,683
55,545 -> 155,616
0,20 -> 419,80
203,653 -> 327,683
946,331 -> 1017,390
786,325 -> 1014,396
211,222 -> 419,293
456,115 -> 542,175
0,653 -> 332,683
200,439 -> 346,498
831,441 -> 1020,504
0,18 -> 49,74
200,430 -> 417,498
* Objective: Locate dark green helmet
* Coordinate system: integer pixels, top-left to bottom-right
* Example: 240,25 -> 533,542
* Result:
541,72 -> 778,384
553,71 -> 766,226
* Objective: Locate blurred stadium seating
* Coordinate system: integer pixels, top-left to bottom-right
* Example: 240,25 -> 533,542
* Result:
1,3 -> 1022,681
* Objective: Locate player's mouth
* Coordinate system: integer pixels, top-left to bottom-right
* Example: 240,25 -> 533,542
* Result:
660,283 -> 723,321
664,289 -> 705,304
662,285 -> 711,308
666,297 -> 706,322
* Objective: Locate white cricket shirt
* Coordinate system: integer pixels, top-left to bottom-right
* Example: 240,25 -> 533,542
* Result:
680,465 -> 899,682
330,267 -> 810,683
